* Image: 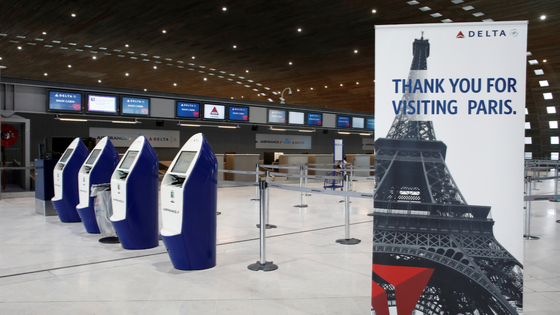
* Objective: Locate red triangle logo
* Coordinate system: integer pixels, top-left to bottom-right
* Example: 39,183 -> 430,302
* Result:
457,31 -> 465,38
211,107 -> 218,114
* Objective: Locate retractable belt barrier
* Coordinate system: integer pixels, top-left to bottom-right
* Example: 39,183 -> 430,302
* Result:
259,164 -> 303,170
268,183 -> 373,199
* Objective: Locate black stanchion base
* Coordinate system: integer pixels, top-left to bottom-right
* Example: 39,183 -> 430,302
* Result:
99,236 -> 120,244
217,212 -> 222,215
556,220 -> 560,223
305,193 -> 312,196
339,200 -> 352,203
550,200 -> 560,202
367,212 -> 374,217
248,261 -> 278,272
336,238 -> 361,245
256,224 -> 277,229
250,198 -> 260,201
523,234 -> 540,240
293,204 -> 308,208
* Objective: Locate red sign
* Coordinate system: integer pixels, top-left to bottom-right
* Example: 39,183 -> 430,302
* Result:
1,125 -> 18,147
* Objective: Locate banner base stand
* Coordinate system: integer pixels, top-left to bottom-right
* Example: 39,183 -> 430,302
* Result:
251,198 -> 260,201
336,238 -> 361,245
293,204 -> 308,208
523,234 -> 540,240
367,213 -> 374,217
256,224 -> 277,229
248,261 -> 278,272
99,236 -> 120,244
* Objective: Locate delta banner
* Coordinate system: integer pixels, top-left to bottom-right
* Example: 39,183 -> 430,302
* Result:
373,22 -> 527,315
90,127 -> 180,148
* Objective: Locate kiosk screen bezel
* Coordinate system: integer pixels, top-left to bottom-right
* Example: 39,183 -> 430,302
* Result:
170,151 -> 197,174
85,149 -> 102,165
60,149 -> 74,163
119,150 -> 139,170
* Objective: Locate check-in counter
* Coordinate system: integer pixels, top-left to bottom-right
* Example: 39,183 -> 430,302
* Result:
346,154 -> 373,177
307,154 -> 333,176
215,154 -> 224,181
225,154 -> 259,182
278,154 -> 308,180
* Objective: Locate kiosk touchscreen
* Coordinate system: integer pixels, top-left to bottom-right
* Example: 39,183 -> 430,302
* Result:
161,133 -> 217,270
110,136 -> 159,249
52,138 -> 90,222
76,137 -> 120,233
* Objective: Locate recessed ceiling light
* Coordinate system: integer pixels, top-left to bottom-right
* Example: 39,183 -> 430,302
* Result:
472,12 -> 484,17
372,9 -> 376,13
192,56 -> 195,59
310,87 -> 313,90
541,15 -> 546,20
431,13 -> 442,18
0,57 -> 2,60
289,62 -> 292,65
340,84 -> 343,86
539,80 -> 549,87
233,45 -> 237,48
92,56 -> 96,59
354,49 -> 358,53
68,65 -> 71,68
98,80 -> 102,83
125,44 -> 129,48
528,59 -> 538,65
462,6 -> 474,11
543,59 -> 547,63
527,52 -> 532,56
419,6 -> 431,11
246,70 -> 249,73
125,73 -> 129,76
325,86 -> 328,88
407,0 -> 419,5
297,28 -> 302,32
482,18 -> 493,22
544,93 -> 553,100
162,30 -> 167,33
534,69 -> 544,75
71,13 -> 76,17
356,82 -> 359,84
451,0 -> 464,3
222,7 -> 227,11
144,89 -> 147,91
42,32 -> 47,35
204,78 -> 207,81
231,97 -> 234,99
44,73 -> 48,76
173,83 -> 177,86
297,89 -> 300,92
154,66 -> 157,69
441,19 -> 453,23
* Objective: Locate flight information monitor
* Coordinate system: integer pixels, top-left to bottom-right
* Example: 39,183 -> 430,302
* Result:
228,106 -> 249,121
60,149 -> 74,163
337,116 -> 351,128
122,97 -> 150,116
85,149 -> 102,165
366,118 -> 375,130
288,111 -> 305,125
87,94 -> 118,114
352,117 -> 365,129
268,109 -> 286,124
48,91 -> 82,112
171,151 -> 197,173
307,113 -> 322,126
204,104 -> 225,120
119,151 -> 139,170
176,102 -> 200,118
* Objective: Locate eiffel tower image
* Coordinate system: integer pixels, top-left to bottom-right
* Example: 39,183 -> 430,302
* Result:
372,33 -> 523,315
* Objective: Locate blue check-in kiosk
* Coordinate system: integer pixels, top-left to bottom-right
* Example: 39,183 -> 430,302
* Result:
52,138 -> 89,223
110,136 -> 159,249
76,137 -> 120,233
161,133 -> 217,270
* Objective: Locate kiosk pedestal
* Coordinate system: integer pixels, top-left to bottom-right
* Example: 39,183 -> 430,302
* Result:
110,136 -> 159,250
76,137 -> 120,233
51,138 -> 89,222
161,133 -> 217,270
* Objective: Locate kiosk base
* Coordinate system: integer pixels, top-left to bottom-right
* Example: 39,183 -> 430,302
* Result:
99,236 -> 120,244
336,238 -> 361,245
248,261 -> 278,272
52,199 -> 82,222
77,206 -> 101,234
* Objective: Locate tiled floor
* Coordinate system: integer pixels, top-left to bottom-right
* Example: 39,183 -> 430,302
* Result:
2,174 -> 560,315
0,180 -> 374,315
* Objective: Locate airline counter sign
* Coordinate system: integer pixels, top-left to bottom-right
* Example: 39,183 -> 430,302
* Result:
255,134 -> 311,149
90,127 -> 180,148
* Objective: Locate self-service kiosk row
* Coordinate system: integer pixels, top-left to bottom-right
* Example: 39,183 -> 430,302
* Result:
52,133 -> 217,270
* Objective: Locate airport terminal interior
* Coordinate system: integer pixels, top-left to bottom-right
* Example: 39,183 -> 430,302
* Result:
1,1 -> 560,314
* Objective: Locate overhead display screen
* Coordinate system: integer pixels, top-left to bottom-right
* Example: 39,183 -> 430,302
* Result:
337,115 -> 351,128
307,113 -> 322,126
122,97 -> 150,116
204,104 -> 225,120
48,91 -> 82,112
171,151 -> 197,173
177,102 -> 200,118
366,118 -> 375,130
288,111 -> 305,125
228,106 -> 249,121
268,109 -> 286,124
85,149 -> 101,165
119,151 -> 139,170
352,117 -> 365,129
87,94 -> 118,114
59,149 -> 74,163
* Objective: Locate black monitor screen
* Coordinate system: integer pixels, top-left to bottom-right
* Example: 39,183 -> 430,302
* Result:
60,149 -> 74,163
177,102 -> 200,118
49,91 -> 82,112
337,116 -> 351,128
171,151 -> 197,173
228,106 -> 249,121
120,151 -> 139,170
85,149 -> 102,165
122,97 -> 150,116
268,109 -> 286,124
307,113 -> 322,126
366,118 -> 375,130
87,94 -> 118,114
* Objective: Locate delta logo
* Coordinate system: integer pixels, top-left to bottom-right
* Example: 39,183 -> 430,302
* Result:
456,29 -> 516,38
210,107 -> 219,115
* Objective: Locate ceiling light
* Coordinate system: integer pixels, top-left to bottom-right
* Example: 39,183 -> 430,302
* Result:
246,70 -> 249,73
59,118 -> 87,122
547,107 -> 556,114
69,43 -> 77,46
173,83 -> 177,86
407,0 -> 419,5
543,59 -> 547,63
289,61 -> 292,65
264,87 -> 270,90
340,84 -> 343,86
268,98 -> 273,102
534,69 -> 544,75
222,7 -> 227,11
270,127 -> 286,131
297,89 -> 300,92
544,93 -> 553,100
482,19 -> 494,22
360,133 -> 372,136
44,73 -> 47,76
179,123 -> 201,127
338,131 -> 350,135
204,78 -> 207,81
528,59 -> 538,65
241,96 -> 244,98
462,6 -> 474,10
71,13 -> 76,17
92,56 -> 97,59
451,0 -> 464,3
419,6 -> 431,11
42,32 -> 47,35
297,28 -> 302,32
98,80 -> 102,83
356,82 -> 359,84
233,45 -> 237,49
431,13 -> 442,18
299,129 -> 314,133
354,49 -> 358,53
192,56 -> 195,59
17,46 -> 22,50
125,73 -> 129,76
111,120 -> 138,124
472,12 -> 484,17
310,87 -> 313,90
539,80 -> 549,87
84,45 -> 92,48
372,9 -> 376,13
144,89 -> 147,91
68,65 -> 71,68
218,126 -> 237,129
0,57 -> 2,60
325,86 -> 328,88
540,15 -> 546,20
162,30 -> 167,33
154,66 -> 157,69
441,19 -> 453,23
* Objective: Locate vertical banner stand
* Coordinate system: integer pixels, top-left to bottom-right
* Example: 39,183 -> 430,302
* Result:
251,163 -> 260,201
294,166 -> 308,208
256,170 -> 277,229
524,176 -> 539,240
248,178 -> 278,271
336,174 -> 360,245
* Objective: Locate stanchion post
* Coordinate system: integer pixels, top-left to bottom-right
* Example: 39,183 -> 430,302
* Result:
294,166 -> 308,208
251,163 -> 260,201
524,176 -> 539,240
257,170 -> 277,229
552,163 -> 560,202
304,163 -> 311,197
336,174 -> 360,245
248,178 -> 278,271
